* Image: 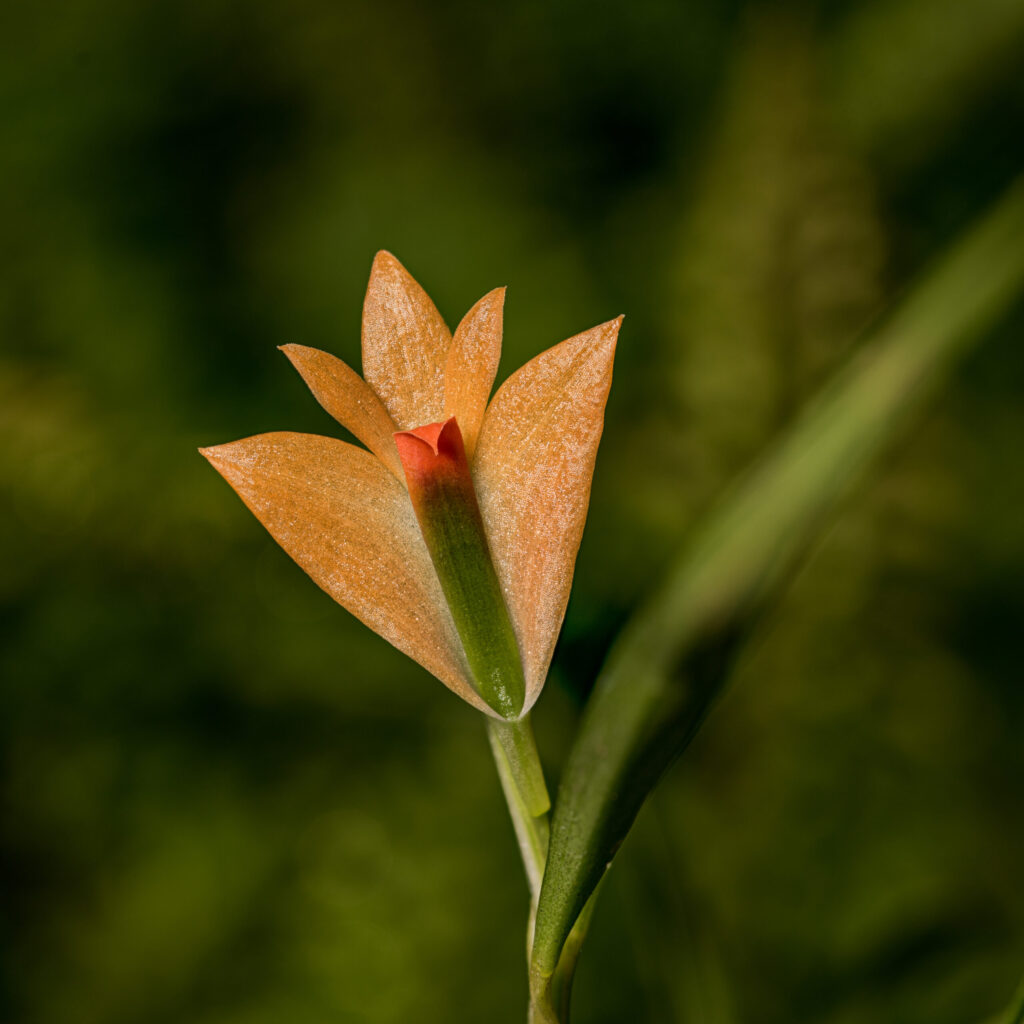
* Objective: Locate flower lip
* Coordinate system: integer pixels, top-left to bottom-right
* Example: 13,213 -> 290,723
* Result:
394,416 -> 462,466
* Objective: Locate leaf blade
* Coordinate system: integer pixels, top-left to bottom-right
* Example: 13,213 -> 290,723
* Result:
532,180 -> 1024,978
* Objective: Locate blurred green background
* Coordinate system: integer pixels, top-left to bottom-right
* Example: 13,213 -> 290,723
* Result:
2,1 -> 1023,1022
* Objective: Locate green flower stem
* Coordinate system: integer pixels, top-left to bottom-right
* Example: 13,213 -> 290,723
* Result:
489,717 -> 555,1024
489,716 -> 551,820
487,716 -> 551,897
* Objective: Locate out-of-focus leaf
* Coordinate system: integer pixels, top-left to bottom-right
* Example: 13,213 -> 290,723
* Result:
675,16 -> 882,429
988,975 -> 1024,1024
612,14 -> 882,582
531,180 -> 1024,984
829,0 -> 1024,163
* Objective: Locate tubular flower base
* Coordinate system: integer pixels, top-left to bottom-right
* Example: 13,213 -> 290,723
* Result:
201,251 -> 620,718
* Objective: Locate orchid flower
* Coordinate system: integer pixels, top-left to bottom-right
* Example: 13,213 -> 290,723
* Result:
200,252 -> 619,726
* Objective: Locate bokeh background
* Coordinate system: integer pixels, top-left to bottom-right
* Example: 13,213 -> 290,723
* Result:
2,1 -> 1023,1022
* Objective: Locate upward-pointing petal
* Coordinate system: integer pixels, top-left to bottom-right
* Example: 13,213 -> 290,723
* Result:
445,287 -> 504,461
200,432 -> 490,714
279,344 -> 404,479
362,251 -> 451,430
473,317 -> 621,711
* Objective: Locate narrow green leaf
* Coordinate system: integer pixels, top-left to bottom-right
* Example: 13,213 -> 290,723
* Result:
532,181 -> 1024,980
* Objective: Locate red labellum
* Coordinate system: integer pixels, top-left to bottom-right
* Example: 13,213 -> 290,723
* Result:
393,416 -> 468,487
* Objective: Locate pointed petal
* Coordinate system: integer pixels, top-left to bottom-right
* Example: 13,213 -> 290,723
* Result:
200,432 -> 491,714
361,251 -> 451,430
279,344 -> 403,479
473,317 -> 621,710
444,287 -> 504,460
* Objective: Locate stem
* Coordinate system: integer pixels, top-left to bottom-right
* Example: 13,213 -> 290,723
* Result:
488,716 -> 557,1022
489,716 -> 551,821
487,716 -> 551,898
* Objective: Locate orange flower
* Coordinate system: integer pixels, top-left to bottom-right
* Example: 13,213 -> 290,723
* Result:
201,252 -> 620,718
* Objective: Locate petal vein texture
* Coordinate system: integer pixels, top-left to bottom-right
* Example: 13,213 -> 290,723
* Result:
474,317 -> 620,710
362,251 -> 451,430
201,432 -> 489,713
279,344 -> 403,479
444,287 -> 504,461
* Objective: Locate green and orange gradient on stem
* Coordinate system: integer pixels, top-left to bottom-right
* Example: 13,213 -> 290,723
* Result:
394,416 -> 525,721
200,251 -> 619,911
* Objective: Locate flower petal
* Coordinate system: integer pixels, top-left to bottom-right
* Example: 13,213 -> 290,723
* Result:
473,317 -> 621,710
279,344 -> 403,479
200,432 -> 490,714
444,287 -> 504,460
362,251 -> 451,430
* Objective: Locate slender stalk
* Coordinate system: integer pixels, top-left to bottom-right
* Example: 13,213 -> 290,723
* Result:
487,716 -> 550,899
487,715 -> 557,1021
